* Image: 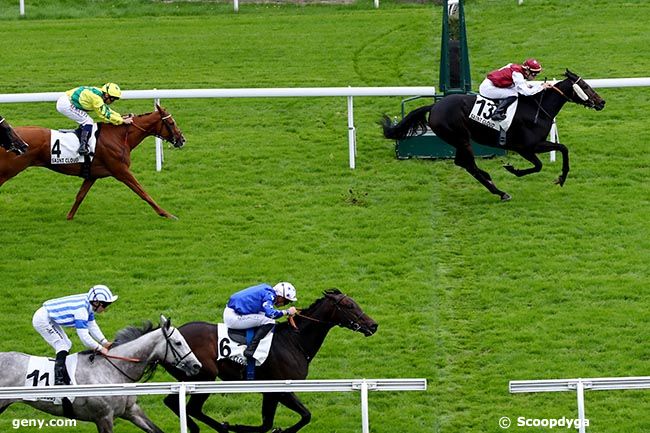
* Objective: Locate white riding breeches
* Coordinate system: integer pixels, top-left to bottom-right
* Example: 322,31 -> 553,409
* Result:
32,307 -> 72,353
56,94 -> 93,126
478,78 -> 518,100
223,307 -> 275,329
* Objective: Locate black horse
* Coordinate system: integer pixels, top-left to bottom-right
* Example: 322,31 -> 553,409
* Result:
382,70 -> 606,200
0,115 -> 28,155
162,289 -> 378,433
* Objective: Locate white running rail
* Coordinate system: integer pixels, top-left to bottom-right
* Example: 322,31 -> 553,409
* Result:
0,378 -> 427,433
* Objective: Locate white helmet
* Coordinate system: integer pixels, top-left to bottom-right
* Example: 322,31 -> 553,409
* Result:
87,284 -> 118,303
273,282 -> 297,302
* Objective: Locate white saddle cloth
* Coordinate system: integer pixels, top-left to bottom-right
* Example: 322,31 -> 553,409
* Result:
24,354 -> 79,404
50,124 -> 99,164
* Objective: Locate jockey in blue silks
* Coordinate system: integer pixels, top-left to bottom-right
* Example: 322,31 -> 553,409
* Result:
223,282 -> 297,364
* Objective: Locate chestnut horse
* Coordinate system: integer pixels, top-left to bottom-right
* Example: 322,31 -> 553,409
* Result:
0,104 -> 185,219
0,115 -> 28,155
162,289 -> 378,433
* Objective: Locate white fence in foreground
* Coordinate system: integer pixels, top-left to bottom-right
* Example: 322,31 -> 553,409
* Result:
0,378 -> 427,433
510,376 -> 650,433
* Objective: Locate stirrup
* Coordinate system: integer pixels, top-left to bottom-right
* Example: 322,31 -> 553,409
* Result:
78,147 -> 89,156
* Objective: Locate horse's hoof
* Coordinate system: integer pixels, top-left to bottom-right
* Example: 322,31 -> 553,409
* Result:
554,177 -> 566,186
500,193 -> 512,201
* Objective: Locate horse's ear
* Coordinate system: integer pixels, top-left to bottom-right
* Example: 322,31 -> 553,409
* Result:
565,69 -> 575,79
155,103 -> 162,112
160,314 -> 171,330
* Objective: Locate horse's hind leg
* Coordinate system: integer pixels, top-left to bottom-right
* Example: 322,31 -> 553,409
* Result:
67,178 -> 96,220
454,145 -> 511,201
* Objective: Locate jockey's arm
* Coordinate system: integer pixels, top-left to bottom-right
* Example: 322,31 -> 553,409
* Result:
85,92 -> 125,125
512,71 -> 544,96
87,319 -> 109,347
75,323 -> 103,351
261,299 -> 285,319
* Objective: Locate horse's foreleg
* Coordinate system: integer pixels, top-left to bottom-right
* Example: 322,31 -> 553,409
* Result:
163,394 -> 203,433
273,392 -> 311,433
112,169 -> 178,220
532,141 -> 569,186
67,178 -> 96,220
454,147 -> 510,201
185,394 -> 229,433
503,151 -> 543,177
228,393 -> 280,433
120,402 -> 164,433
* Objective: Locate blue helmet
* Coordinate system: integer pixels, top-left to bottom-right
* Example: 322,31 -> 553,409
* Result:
87,284 -> 118,303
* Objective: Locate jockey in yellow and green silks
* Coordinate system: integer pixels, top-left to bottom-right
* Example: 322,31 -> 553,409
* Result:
56,83 -> 133,156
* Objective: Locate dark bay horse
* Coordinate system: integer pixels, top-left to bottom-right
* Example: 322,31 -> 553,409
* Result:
0,104 -> 185,219
0,316 -> 202,433
382,70 -> 605,200
0,115 -> 28,155
162,289 -> 378,433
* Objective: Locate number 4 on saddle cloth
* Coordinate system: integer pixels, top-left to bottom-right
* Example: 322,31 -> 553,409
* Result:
24,354 -> 79,404
217,323 -> 274,379
50,125 -> 99,165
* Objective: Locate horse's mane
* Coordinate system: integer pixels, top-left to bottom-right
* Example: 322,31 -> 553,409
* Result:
112,321 -> 157,347
299,289 -> 342,314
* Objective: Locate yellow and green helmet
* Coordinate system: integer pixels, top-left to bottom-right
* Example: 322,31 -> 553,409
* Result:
101,82 -> 122,99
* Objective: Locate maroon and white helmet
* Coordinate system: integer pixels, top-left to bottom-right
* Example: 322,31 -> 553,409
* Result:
523,58 -> 542,73
273,282 -> 297,302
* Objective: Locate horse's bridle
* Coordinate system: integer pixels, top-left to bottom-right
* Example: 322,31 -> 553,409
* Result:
97,325 -> 194,382
548,76 -> 591,105
295,294 -> 366,332
162,325 -> 195,370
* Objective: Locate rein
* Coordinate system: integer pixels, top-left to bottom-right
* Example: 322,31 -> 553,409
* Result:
292,294 -> 365,332
125,113 -> 177,146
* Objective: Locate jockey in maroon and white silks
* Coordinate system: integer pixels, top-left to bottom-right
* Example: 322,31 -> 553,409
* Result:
478,59 -> 550,121
479,60 -> 545,99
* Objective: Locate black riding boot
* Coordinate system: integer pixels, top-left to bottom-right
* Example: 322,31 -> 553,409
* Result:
490,96 -> 517,121
243,324 -> 274,358
54,351 -> 71,385
78,124 -> 93,156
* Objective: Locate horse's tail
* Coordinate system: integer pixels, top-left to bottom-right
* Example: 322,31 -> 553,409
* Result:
380,105 -> 433,140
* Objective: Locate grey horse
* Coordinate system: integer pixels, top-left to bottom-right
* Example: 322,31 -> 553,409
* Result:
0,315 -> 202,433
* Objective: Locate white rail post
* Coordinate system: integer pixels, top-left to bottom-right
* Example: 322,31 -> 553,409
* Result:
19,0 -> 25,16
154,96 -> 163,172
576,379 -> 587,433
360,379 -> 370,433
234,0 -> 239,13
374,0 -> 379,8
178,383 -> 188,433
549,118 -> 559,162
347,93 -> 356,169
